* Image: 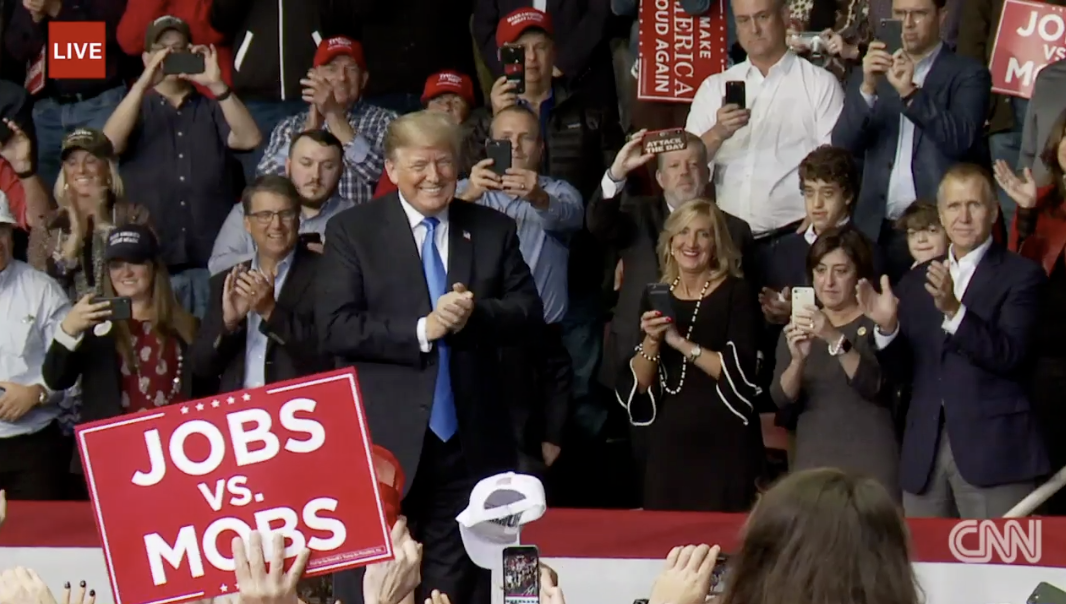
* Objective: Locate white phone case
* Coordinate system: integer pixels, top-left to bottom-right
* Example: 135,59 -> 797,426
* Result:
791,287 -> 816,322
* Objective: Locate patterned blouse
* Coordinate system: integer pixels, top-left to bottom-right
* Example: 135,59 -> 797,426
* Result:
789,0 -> 872,82
120,320 -> 187,412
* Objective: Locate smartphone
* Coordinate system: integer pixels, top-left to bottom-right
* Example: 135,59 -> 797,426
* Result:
879,19 -> 904,55
101,296 -> 133,321
724,80 -> 746,109
791,286 -> 815,323
646,282 -> 676,322
162,51 -> 206,75
1029,582 -> 1066,604
643,128 -> 687,154
486,139 -> 513,176
298,232 -> 322,246
709,554 -> 730,595
500,45 -> 526,94
502,545 -> 540,604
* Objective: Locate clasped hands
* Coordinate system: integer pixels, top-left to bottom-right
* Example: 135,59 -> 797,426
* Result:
426,284 -> 474,341
222,266 -> 278,331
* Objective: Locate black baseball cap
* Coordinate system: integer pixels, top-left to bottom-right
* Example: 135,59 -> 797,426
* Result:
60,128 -> 115,161
105,224 -> 160,264
145,15 -> 191,49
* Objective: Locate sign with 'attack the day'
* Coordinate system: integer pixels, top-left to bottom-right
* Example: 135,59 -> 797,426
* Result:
76,369 -> 392,604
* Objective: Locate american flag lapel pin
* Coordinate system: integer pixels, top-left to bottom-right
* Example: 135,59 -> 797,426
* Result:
463,230 -> 471,240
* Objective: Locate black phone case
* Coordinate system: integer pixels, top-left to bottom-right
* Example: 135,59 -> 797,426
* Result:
486,140 -> 512,175
106,297 -> 133,321
646,284 -> 676,321
163,52 -> 205,75
725,81 -> 745,109
501,46 -> 526,94
879,19 -> 903,54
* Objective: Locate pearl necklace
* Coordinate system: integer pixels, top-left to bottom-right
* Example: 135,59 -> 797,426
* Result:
659,276 -> 712,396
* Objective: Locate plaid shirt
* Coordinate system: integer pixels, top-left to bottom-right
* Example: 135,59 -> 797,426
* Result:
256,100 -> 398,205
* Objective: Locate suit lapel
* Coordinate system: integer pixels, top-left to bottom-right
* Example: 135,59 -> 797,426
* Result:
960,243 -> 1002,308
910,49 -> 949,155
384,197 -> 433,312
446,201 -> 473,290
275,248 -> 313,310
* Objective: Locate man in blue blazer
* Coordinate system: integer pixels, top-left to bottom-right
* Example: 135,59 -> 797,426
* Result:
857,164 -> 1047,518
833,0 -> 990,282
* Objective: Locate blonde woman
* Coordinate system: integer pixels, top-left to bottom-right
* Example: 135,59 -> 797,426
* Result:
44,128 -> 150,302
616,199 -> 764,512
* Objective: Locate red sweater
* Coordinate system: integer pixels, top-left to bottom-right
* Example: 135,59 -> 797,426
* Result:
374,177 -> 397,198
117,0 -> 233,92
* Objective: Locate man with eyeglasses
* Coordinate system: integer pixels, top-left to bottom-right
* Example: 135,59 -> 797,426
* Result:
189,175 -> 332,393
833,0 -> 990,283
101,16 -> 262,319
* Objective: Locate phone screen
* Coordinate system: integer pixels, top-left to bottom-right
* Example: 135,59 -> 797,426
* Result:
102,296 -> 133,321
163,52 -> 206,75
500,45 -> 526,94
486,139 -> 513,175
503,546 -> 539,604
879,19 -> 903,55
299,232 -> 322,245
646,283 -> 676,321
724,81 -> 745,109
791,287 -> 815,323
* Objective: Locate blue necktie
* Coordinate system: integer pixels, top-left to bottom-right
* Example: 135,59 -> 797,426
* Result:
421,217 -> 458,441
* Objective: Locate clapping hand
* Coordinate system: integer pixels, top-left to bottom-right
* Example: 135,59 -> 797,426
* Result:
925,261 -> 961,318
233,531 -> 310,604
364,517 -> 423,604
608,130 -> 656,181
235,269 -> 277,319
222,266 -> 253,331
856,275 -> 898,333
301,72 -> 344,118
0,118 -> 33,174
758,287 -> 791,324
993,160 -> 1038,209
431,283 -> 474,334
649,544 -> 720,604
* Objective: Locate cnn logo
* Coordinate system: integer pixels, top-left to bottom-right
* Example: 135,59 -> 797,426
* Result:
947,519 -> 1042,564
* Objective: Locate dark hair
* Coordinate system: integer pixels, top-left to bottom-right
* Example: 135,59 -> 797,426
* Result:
241,174 -> 301,214
289,129 -> 344,158
806,227 -> 875,283
1040,107 -> 1066,208
798,145 -> 857,203
894,201 -> 941,232
719,469 -> 921,604
655,131 -> 709,171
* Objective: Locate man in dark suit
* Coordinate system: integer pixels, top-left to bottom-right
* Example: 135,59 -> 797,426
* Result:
833,0 -> 990,282
858,164 -> 1047,518
317,111 -> 542,604
587,130 -> 753,390
189,175 -> 331,393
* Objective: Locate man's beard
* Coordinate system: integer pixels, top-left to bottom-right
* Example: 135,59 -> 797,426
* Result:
298,182 -> 336,210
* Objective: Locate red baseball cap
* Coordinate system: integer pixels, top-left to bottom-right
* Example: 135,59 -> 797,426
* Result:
313,36 -> 366,70
372,445 -> 405,528
496,8 -> 554,48
421,70 -> 476,106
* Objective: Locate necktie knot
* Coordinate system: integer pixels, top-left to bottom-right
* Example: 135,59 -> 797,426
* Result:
422,217 -> 440,231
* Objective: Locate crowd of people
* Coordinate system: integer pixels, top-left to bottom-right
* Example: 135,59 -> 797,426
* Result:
0,0 -> 1063,601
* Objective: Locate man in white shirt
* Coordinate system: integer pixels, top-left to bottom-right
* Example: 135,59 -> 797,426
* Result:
0,193 -> 71,499
833,0 -> 990,282
857,164 -> 1046,518
684,0 -> 842,249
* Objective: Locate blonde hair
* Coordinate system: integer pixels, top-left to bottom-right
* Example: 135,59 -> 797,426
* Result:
54,157 -> 126,214
384,110 -> 461,161
102,258 -> 198,367
657,199 -> 742,284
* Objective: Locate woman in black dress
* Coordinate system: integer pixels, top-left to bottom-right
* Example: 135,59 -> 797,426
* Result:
616,199 -> 764,511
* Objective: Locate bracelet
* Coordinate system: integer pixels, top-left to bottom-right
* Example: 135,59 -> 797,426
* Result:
15,168 -> 36,179
636,342 -> 659,363
214,87 -> 233,102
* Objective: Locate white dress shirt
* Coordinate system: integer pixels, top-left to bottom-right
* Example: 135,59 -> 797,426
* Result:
802,217 -> 850,245
860,43 -> 944,220
243,251 -> 296,389
400,194 -> 450,353
0,260 -> 71,438
874,236 -> 993,349
684,52 -> 844,235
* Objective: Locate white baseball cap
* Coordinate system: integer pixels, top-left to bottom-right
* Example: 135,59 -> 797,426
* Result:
0,191 -> 15,226
455,472 -> 547,570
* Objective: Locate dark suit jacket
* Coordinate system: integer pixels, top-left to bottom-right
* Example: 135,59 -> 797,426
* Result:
189,246 -> 332,394
586,184 -> 754,386
316,194 -> 543,488
42,328 -> 198,473
832,48 -> 991,240
878,244 -> 1049,492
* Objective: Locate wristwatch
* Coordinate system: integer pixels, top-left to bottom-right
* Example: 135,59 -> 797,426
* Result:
828,335 -> 852,356
688,345 -> 703,362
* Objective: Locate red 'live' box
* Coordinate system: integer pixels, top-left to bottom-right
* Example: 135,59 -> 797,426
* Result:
76,368 -> 392,604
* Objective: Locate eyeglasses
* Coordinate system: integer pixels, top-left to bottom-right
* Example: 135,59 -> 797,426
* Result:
248,209 -> 299,225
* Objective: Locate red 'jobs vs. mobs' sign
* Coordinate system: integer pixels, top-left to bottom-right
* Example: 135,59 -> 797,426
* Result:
76,369 -> 392,604
48,21 -> 106,79
989,0 -> 1066,98
638,0 -> 727,102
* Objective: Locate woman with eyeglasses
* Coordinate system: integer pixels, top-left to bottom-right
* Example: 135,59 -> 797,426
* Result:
43,225 -> 199,461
